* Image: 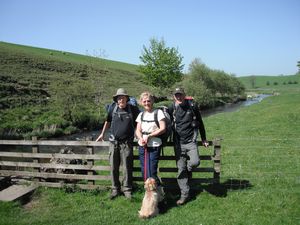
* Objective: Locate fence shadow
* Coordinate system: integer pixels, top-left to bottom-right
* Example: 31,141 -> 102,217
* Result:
158,179 -> 253,214
203,179 -> 253,197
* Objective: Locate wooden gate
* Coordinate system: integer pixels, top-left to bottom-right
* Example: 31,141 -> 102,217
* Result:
0,138 -> 221,190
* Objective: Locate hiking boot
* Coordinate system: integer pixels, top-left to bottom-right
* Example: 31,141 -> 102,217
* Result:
124,192 -> 132,200
176,196 -> 189,206
110,190 -> 120,200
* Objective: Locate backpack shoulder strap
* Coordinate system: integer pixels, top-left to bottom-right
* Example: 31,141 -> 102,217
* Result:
112,103 -> 118,115
154,109 -> 159,128
141,111 -> 145,121
172,102 -> 178,123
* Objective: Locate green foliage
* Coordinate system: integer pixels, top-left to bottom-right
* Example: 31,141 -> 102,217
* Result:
180,58 -> 245,107
139,38 -> 184,89
0,42 -> 149,138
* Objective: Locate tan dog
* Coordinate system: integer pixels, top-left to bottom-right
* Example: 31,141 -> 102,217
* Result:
138,177 -> 162,219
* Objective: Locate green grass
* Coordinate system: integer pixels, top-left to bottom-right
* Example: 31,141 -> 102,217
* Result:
238,74 -> 300,91
1,81 -> 299,224
0,41 -> 150,137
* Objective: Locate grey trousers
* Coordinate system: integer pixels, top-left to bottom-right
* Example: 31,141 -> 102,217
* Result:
109,142 -> 133,193
174,141 -> 200,198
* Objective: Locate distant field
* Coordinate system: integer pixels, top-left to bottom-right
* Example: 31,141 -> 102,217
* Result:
238,74 -> 299,91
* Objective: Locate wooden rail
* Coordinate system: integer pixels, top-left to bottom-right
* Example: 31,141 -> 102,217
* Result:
0,138 -> 221,190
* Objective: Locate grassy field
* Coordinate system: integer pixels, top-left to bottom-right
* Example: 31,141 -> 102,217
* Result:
1,78 -> 299,224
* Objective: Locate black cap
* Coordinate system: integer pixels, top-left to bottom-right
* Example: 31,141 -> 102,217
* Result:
173,87 -> 185,95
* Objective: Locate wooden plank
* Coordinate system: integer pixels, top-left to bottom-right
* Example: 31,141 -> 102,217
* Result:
0,170 -> 110,181
0,161 -> 110,171
161,177 -> 217,184
17,180 -> 108,190
159,167 -> 215,173
0,140 -> 110,147
0,184 -> 37,201
0,152 -> 107,160
0,140 -> 213,147
133,155 -> 212,160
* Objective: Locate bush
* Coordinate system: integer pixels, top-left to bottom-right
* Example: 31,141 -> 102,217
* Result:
63,126 -> 78,135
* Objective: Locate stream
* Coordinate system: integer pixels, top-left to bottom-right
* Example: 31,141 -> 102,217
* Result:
65,94 -> 272,141
1,94 -> 271,153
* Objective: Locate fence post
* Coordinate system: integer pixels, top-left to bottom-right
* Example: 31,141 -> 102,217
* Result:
32,136 -> 40,181
86,137 -> 95,185
213,138 -> 221,184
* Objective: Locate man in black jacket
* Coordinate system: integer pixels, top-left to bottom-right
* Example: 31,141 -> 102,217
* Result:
169,88 -> 209,205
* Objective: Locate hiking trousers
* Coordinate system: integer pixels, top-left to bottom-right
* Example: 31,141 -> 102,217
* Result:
174,141 -> 200,198
138,146 -> 161,186
109,141 -> 133,193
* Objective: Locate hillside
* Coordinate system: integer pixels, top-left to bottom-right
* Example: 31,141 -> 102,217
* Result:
1,41 -> 297,139
0,42 -> 150,138
0,41 -> 149,108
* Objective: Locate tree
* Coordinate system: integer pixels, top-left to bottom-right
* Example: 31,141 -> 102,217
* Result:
139,38 -> 184,90
297,60 -> 300,73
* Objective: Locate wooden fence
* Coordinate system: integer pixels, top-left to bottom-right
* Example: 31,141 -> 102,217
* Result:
0,137 -> 221,190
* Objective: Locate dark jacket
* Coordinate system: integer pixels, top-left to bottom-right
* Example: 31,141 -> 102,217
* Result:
107,104 -> 140,141
169,100 -> 206,144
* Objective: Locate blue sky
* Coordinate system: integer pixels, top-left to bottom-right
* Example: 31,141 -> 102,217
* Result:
0,0 -> 299,76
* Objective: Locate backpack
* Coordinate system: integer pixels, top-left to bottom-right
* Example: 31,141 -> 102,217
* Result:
105,98 -> 140,141
141,106 -> 172,145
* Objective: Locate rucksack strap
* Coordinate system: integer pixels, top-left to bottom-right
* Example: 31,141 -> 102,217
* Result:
111,104 -> 134,129
141,110 -> 159,127
154,109 -> 159,127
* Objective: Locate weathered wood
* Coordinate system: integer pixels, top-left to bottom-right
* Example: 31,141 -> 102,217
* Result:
19,181 -> 108,190
32,137 -> 39,181
86,137 -> 95,185
0,152 -> 107,160
0,139 -> 221,189
0,184 -> 37,201
0,140 -> 110,147
213,138 -> 221,183
134,155 -> 212,160
0,140 -> 213,147
0,170 -> 110,181
161,177 -> 218,184
159,167 -> 215,173
0,161 -> 111,171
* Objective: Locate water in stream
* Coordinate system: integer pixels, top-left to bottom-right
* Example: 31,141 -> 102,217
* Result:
65,94 -> 272,141
201,94 -> 271,117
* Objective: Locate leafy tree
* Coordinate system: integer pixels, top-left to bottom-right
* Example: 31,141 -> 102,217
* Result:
139,38 -> 184,89
250,75 -> 256,88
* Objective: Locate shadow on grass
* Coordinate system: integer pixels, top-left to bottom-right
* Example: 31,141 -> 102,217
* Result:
203,179 -> 253,197
158,179 -> 253,214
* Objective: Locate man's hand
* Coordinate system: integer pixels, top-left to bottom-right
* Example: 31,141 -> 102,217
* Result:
202,140 -> 209,147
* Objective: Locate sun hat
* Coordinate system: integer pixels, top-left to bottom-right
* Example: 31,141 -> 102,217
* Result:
113,88 -> 129,102
173,87 -> 185,95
